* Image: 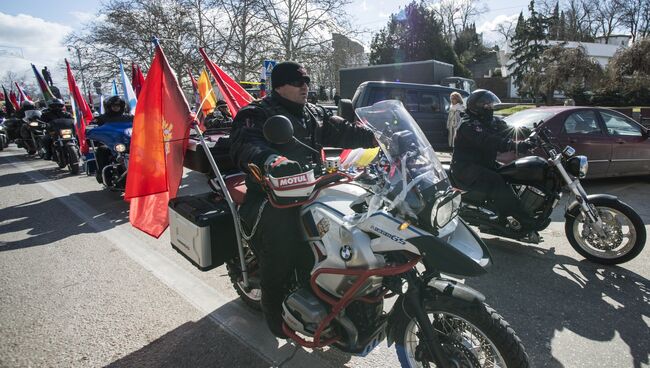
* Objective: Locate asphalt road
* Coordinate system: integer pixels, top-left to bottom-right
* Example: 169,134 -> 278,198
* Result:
0,145 -> 648,368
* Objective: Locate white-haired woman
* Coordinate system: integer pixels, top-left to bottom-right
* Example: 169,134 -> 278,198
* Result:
447,91 -> 465,148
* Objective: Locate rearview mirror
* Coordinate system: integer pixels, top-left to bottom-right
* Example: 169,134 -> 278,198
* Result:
338,99 -> 356,123
263,115 -> 294,144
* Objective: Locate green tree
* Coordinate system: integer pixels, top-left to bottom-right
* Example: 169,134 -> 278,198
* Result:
598,37 -> 650,105
508,2 -> 551,100
453,23 -> 490,65
369,1 -> 470,76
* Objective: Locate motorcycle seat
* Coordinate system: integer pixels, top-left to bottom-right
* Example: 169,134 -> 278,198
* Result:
225,173 -> 247,205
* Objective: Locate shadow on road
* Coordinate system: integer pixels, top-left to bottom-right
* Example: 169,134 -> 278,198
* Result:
107,297 -> 355,368
465,238 -> 649,367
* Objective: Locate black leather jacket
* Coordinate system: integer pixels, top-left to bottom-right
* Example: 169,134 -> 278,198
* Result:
451,113 -> 512,169
230,91 -> 375,193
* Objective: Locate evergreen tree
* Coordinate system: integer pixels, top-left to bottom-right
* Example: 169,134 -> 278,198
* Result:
508,2 -> 551,99
369,1 -> 470,76
454,23 -> 490,65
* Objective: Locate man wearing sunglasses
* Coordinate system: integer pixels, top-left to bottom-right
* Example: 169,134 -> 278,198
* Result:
230,61 -> 376,338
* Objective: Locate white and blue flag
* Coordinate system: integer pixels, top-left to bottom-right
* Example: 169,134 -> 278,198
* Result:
119,61 -> 137,114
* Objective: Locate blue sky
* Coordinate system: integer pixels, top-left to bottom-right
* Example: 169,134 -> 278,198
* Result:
0,0 -> 530,84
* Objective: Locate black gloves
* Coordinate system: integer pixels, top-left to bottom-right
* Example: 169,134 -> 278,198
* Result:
514,140 -> 534,152
264,155 -> 302,177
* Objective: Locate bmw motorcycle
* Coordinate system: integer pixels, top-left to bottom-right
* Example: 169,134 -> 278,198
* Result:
45,118 -> 81,174
173,100 -> 530,367
85,121 -> 132,190
448,127 -> 646,265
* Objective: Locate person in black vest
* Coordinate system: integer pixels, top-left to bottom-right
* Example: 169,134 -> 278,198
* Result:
230,61 -> 376,338
450,89 -> 535,231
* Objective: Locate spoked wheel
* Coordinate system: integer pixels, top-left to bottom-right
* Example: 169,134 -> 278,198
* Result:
566,197 -> 645,265
226,240 -> 262,311
394,295 -> 529,368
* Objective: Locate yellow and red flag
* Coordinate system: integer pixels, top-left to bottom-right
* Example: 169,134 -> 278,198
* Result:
124,42 -> 193,238
197,69 -> 217,116
199,48 -> 253,114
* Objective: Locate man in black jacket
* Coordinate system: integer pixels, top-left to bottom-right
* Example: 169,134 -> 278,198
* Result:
230,61 -> 376,338
451,89 -> 535,231
40,98 -> 73,160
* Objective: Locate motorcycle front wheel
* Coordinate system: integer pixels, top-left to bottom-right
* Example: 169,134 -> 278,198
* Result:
226,241 -> 262,311
566,197 -> 645,264
65,144 -> 80,174
393,294 -> 529,368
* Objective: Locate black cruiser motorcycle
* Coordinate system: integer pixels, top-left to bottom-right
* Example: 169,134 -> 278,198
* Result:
43,118 -> 81,174
448,127 -> 645,265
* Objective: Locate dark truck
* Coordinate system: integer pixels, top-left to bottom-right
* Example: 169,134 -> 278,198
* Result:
339,59 -> 455,99
347,81 -> 469,150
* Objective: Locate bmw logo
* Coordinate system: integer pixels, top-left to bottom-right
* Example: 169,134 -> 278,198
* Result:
340,245 -> 353,261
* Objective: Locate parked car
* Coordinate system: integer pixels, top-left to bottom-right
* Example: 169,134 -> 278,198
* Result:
499,106 -> 650,178
350,81 -> 469,149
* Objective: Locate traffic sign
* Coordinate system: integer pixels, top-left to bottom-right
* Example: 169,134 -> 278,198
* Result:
264,60 -> 276,76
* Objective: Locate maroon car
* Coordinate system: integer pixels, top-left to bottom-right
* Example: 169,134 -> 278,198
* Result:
500,106 -> 650,178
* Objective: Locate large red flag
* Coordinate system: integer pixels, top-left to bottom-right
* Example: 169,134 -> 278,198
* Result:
15,82 -> 33,104
199,48 -> 253,114
124,42 -> 193,238
65,59 -> 93,154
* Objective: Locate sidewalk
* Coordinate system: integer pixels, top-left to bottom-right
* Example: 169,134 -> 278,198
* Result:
436,151 -> 451,164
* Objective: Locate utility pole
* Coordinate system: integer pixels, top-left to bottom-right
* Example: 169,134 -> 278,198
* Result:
67,46 -> 89,99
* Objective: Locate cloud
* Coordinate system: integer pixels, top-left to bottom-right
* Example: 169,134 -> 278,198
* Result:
0,12 -> 72,91
70,11 -> 95,24
477,13 -> 520,44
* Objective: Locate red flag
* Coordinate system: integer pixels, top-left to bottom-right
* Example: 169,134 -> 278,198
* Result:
9,91 -> 19,111
124,43 -> 193,238
199,48 -> 253,114
131,63 -> 146,97
65,59 -> 93,154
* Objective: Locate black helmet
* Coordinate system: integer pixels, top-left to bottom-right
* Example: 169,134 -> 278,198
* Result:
48,98 -> 65,110
466,89 -> 501,122
21,100 -> 36,110
104,95 -> 126,114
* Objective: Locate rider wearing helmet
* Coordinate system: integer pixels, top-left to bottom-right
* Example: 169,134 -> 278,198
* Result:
40,98 -> 73,160
91,96 -> 133,184
94,96 -> 133,126
16,100 -> 37,120
450,89 -> 535,231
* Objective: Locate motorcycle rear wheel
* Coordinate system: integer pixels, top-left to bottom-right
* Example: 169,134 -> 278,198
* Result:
566,197 -> 645,264
393,294 -> 529,368
226,241 -> 262,311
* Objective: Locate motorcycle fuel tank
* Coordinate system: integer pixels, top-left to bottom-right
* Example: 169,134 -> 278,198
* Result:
497,156 -> 549,184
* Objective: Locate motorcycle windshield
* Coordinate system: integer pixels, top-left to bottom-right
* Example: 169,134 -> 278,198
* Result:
356,100 -> 450,218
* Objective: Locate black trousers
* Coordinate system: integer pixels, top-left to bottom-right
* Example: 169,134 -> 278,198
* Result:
94,146 -> 112,183
239,191 -> 314,338
451,162 -> 532,225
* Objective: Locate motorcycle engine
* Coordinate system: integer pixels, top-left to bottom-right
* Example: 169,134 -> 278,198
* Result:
517,185 -> 546,215
282,288 -> 333,337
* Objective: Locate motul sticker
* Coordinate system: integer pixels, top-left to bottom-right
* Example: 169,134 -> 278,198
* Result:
278,173 -> 309,187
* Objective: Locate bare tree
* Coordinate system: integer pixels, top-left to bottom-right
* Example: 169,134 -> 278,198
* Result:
429,0 -> 486,43
256,0 -> 351,61
594,0 -> 622,43
616,0 -> 650,42
493,19 -> 516,44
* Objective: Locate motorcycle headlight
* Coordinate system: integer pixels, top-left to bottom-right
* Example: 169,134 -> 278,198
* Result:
29,121 -> 39,127
430,191 -> 462,229
114,143 -> 127,153
60,129 -> 73,139
567,155 -> 588,178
